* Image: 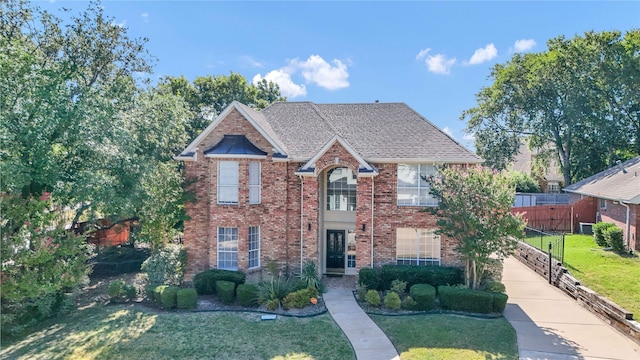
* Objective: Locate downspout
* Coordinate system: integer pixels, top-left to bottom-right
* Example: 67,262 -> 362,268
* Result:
619,201 -> 631,250
299,175 -> 304,272
371,176 -> 374,268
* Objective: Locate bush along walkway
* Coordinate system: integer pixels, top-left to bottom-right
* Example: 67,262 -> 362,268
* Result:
323,288 -> 400,360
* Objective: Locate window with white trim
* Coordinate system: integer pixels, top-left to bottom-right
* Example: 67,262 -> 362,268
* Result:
397,164 -> 438,206
326,167 -> 357,211
218,161 -> 239,204
249,161 -> 261,204
217,227 -> 238,270
248,226 -> 260,269
599,198 -> 607,210
396,228 -> 441,266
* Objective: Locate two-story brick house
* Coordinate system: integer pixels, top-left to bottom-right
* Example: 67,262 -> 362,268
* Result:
176,101 -> 482,281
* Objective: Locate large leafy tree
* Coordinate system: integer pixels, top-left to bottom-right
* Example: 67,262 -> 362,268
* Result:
426,166 -> 525,289
463,30 -> 640,185
159,73 -> 286,141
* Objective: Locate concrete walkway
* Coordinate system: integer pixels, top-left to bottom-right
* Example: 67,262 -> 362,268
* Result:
503,256 -> 640,360
323,288 -> 400,360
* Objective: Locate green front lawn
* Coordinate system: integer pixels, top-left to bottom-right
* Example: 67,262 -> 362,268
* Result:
371,314 -> 518,360
562,234 -> 640,316
1,305 -> 355,360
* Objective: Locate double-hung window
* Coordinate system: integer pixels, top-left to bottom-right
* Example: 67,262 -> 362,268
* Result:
396,228 -> 441,266
249,162 -> 261,204
397,164 -> 438,206
218,161 -> 239,204
217,227 -> 238,270
248,226 -> 260,269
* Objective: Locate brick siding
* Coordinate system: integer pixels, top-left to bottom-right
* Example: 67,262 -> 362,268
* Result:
183,110 -> 463,282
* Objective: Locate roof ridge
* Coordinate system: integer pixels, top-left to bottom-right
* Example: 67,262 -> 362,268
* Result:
309,102 -> 341,135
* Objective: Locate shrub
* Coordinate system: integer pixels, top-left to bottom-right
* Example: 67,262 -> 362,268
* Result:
604,226 -> 625,253
283,288 -> 318,309
265,298 -> 280,311
593,222 -> 616,247
390,279 -> 407,294
358,268 -> 379,290
409,284 -> 436,310
108,280 -> 136,303
480,280 -> 506,293
153,285 -> 168,305
160,286 -> 179,309
298,261 -> 321,290
438,286 -> 494,313
401,296 -> 419,310
364,290 -> 381,307
176,288 -> 198,309
257,275 -> 293,309
236,284 -> 259,307
193,269 -> 246,295
215,280 -> 236,304
492,292 -> 509,313
384,291 -> 401,310
481,258 -> 504,284
363,265 -> 464,290
356,286 -> 368,301
141,244 -> 187,286
146,282 -> 163,302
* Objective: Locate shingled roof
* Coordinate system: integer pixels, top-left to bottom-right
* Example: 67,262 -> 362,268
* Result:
564,156 -> 640,204
179,101 -> 481,164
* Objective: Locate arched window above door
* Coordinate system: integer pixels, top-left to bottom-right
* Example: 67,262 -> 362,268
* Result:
326,167 -> 356,211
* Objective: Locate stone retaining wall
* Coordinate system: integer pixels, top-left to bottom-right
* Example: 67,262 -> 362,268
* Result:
512,241 -> 640,345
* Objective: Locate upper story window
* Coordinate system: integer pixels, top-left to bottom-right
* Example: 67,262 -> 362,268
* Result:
218,161 -> 239,204
249,161 -> 261,204
327,167 -> 356,211
397,164 -> 438,206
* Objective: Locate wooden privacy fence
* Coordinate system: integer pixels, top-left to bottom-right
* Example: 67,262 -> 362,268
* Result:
513,241 -> 640,345
512,196 -> 597,233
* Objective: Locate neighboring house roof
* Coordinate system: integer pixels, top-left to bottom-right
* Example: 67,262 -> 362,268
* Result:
563,156 -> 640,204
178,101 -> 481,164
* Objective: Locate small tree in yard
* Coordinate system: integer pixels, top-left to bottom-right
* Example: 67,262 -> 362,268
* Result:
425,166 -> 525,289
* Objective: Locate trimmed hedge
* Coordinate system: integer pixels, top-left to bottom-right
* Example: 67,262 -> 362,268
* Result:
365,290 -> 381,306
593,222 -> 616,247
438,286 -> 494,313
409,284 -> 436,310
153,285 -> 168,304
193,269 -> 246,295
282,288 -> 318,309
215,280 -> 236,304
359,265 -> 464,291
176,288 -> 198,309
236,283 -> 259,307
604,226 -> 625,252
160,286 -> 179,309
358,268 -> 379,290
401,296 -> 419,310
492,292 -> 509,313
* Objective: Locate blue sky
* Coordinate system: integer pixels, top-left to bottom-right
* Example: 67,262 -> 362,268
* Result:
40,1 -> 639,149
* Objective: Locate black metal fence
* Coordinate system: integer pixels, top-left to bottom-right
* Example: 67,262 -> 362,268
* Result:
523,226 -> 565,264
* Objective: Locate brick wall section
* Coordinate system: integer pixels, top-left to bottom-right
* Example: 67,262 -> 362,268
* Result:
599,200 -> 639,251
183,111 -> 464,281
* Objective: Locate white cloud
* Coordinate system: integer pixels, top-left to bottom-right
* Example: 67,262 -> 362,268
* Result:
416,48 -> 456,75
239,55 -> 263,68
253,70 -> 307,98
426,54 -> 456,75
141,13 -> 149,23
463,133 -> 476,142
416,48 -> 430,61
467,44 -> 497,65
290,55 -> 349,90
442,127 -> 454,138
514,39 -> 536,52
